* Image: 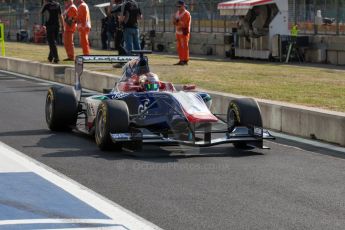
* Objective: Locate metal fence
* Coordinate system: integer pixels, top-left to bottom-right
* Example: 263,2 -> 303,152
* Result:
1,0 -> 345,40
289,0 -> 345,35
138,0 -> 234,34
140,0 -> 345,35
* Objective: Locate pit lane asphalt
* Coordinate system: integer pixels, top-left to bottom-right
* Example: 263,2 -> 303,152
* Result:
1,71 -> 345,230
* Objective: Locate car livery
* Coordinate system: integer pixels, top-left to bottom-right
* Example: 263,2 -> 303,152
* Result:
45,51 -> 274,151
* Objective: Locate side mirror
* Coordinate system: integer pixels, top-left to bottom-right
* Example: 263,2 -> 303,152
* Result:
183,84 -> 196,91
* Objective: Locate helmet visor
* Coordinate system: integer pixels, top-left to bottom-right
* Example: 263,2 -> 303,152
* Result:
145,83 -> 159,91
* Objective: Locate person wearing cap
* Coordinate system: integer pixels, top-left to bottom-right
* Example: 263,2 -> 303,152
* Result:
62,0 -> 77,61
75,0 -> 91,55
41,0 -> 64,64
173,0 -> 191,66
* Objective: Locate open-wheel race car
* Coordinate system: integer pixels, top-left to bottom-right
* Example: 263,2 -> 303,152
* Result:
45,51 -> 274,151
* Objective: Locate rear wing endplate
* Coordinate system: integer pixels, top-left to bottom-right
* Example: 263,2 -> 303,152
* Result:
74,55 -> 137,99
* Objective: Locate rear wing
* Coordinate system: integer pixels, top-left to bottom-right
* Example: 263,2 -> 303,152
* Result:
74,51 -> 152,100
74,55 -> 137,99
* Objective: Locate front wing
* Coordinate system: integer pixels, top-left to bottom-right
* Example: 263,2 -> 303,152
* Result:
109,126 -> 274,149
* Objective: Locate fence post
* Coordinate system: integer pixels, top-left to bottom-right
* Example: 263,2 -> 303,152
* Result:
0,23 -> 5,56
224,16 -> 226,33
336,0 -> 339,35
198,5 -> 200,32
210,1 -> 213,33
163,1 -> 166,32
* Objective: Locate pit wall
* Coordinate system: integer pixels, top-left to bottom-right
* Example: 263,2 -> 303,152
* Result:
1,56 -> 344,146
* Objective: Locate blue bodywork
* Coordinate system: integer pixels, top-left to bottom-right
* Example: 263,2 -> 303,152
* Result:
98,91 -> 212,133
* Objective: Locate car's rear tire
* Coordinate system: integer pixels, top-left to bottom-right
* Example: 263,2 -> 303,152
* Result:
227,98 -> 262,149
45,86 -> 78,131
95,100 -> 129,151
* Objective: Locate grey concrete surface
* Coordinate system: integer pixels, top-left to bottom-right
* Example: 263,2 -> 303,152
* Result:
1,70 -> 345,230
0,56 -> 344,146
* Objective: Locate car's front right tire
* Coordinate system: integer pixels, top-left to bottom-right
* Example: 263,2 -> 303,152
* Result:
227,98 -> 263,149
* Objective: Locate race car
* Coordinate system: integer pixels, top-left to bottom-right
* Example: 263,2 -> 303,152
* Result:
45,51 -> 273,151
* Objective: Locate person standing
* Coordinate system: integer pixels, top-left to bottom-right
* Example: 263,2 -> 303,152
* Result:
41,0 -> 64,64
120,0 -> 142,54
62,0 -> 77,61
173,0 -> 191,65
106,7 -> 116,50
101,8 -> 109,50
75,0 -> 91,55
111,0 -> 126,55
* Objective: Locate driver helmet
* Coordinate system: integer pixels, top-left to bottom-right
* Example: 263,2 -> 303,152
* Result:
140,73 -> 160,91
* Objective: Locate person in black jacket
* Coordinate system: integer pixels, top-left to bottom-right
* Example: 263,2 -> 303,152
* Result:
41,0 -> 64,63
111,0 -> 126,55
106,8 -> 116,50
101,7 -> 109,50
119,0 -> 142,54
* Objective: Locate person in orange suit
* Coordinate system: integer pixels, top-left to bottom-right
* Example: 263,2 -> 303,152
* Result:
63,0 -> 77,61
75,0 -> 91,55
173,0 -> 191,66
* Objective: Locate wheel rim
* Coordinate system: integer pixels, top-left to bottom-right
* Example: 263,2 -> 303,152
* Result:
46,94 -> 53,124
96,109 -> 106,142
228,109 -> 236,132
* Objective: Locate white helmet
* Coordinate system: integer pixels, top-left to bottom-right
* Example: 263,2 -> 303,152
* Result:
141,73 -> 160,91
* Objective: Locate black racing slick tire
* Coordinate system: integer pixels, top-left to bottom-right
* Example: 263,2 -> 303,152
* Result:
95,100 -> 129,151
227,98 -> 263,149
45,86 -> 78,131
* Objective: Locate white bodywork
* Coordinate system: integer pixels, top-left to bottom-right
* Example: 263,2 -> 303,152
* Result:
85,96 -> 103,126
172,91 -> 212,117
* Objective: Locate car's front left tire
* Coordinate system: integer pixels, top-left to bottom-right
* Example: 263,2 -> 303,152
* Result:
45,86 -> 78,131
95,100 -> 129,151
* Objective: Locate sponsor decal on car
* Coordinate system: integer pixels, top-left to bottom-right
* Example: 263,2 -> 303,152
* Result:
138,99 -> 150,120
110,92 -> 129,99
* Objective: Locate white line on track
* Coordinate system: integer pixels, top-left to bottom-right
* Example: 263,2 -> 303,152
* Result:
0,219 -> 121,225
0,142 -> 162,230
41,227 -> 121,230
0,219 -> 126,230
